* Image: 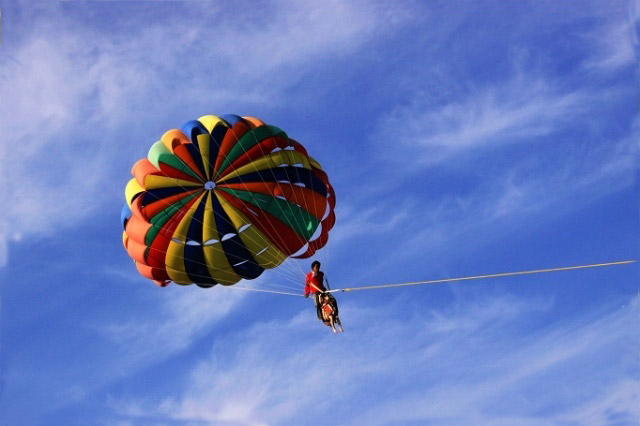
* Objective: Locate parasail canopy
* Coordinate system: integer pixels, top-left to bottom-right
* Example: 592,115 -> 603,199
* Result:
121,114 -> 336,288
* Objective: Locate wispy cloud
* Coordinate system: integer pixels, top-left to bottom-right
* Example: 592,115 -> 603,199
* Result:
358,297 -> 639,425
0,265 -> 268,424
108,292 -> 639,425
3,3 -> 637,425
361,33 -> 637,266
99,285 -> 247,358
330,200 -> 414,245
0,1 -> 415,267
396,130 -> 636,265
580,5 -> 639,72
375,75 -> 593,168
0,34 -> 107,264
334,119 -> 636,278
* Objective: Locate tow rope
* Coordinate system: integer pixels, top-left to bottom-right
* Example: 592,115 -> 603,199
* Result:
326,260 -> 636,294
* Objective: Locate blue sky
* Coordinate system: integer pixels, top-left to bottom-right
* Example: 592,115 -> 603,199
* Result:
0,1 -> 638,425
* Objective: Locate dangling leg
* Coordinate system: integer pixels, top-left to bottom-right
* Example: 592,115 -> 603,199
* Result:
329,315 -> 337,333
314,293 -> 323,321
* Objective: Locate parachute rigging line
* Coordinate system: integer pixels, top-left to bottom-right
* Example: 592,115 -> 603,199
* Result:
325,260 -> 636,294
225,285 -> 303,297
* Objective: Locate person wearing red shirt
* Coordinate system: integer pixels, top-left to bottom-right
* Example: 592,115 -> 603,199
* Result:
305,260 -> 327,296
304,260 -> 329,320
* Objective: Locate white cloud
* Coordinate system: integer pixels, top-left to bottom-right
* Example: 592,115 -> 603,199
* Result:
108,292 -> 639,425
581,6 -> 639,72
376,76 -> 592,168
0,30 -> 147,266
358,299 -> 640,426
362,44 -> 637,264
0,271 -> 262,423
0,1 -> 415,267
331,119 -> 635,277
100,285 -> 247,358
396,130 -> 636,262
203,0 -> 397,75
330,200 -> 414,245
555,379 -> 639,425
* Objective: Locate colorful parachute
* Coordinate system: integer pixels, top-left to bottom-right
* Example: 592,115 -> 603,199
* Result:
121,115 -> 336,288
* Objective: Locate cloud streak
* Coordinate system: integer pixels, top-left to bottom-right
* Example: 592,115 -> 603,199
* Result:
376,74 -> 595,168
0,1 -> 414,267
580,5 -> 639,72
2,3 -> 637,426
0,279 -> 251,423
108,292 -> 639,425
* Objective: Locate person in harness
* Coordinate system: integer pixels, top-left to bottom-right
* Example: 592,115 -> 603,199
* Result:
320,292 -> 344,333
304,261 -> 343,333
304,260 -> 328,320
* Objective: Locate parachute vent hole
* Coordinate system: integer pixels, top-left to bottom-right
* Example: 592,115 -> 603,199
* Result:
284,146 -> 295,151
221,233 -> 236,242
257,247 -> 269,255
247,207 -> 259,216
186,240 -> 201,246
238,224 -> 251,233
277,180 -> 290,184
271,147 -> 283,153
204,239 -> 219,245
278,163 -> 289,167
293,163 -> 304,168
171,238 -> 184,244
275,195 -> 287,201
293,182 -> 306,188
233,260 -> 249,267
